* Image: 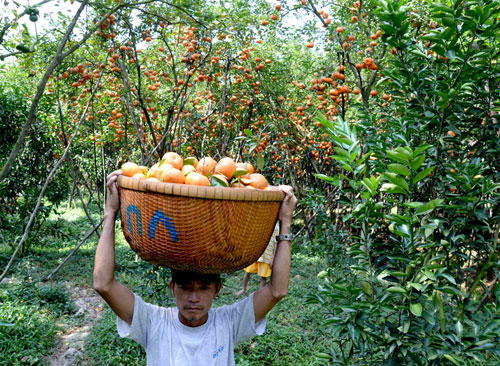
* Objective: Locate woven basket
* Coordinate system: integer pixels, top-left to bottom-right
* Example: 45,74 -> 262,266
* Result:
117,175 -> 284,274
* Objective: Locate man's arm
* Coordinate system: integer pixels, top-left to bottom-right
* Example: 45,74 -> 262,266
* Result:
253,185 -> 297,322
93,170 -> 135,325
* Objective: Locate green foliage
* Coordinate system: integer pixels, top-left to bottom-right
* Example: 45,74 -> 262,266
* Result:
309,113 -> 499,364
1,282 -> 76,316
0,284 -> 64,365
307,4 -> 500,357
0,73 -> 71,253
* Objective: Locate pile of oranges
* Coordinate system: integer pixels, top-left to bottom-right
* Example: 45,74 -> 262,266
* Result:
121,152 -> 271,189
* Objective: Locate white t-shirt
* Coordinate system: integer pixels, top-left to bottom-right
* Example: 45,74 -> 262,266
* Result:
117,292 -> 266,366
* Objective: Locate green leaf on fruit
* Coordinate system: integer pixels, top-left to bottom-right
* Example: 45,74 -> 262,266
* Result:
183,157 -> 197,166
211,175 -> 228,187
233,168 -> 249,176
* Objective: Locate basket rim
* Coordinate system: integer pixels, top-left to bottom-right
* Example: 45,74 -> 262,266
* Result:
117,175 -> 284,202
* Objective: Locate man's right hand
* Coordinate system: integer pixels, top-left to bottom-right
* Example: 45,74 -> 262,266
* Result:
105,170 -> 122,215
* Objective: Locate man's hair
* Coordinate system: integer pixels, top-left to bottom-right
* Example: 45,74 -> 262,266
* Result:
171,270 -> 221,286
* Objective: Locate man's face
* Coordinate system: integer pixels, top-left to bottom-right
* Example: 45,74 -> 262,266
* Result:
170,280 -> 221,327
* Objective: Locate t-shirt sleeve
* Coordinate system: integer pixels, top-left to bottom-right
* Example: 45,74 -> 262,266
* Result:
228,292 -> 267,345
116,293 -> 151,348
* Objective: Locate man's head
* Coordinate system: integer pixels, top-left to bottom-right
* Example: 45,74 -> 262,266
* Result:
169,271 -> 222,327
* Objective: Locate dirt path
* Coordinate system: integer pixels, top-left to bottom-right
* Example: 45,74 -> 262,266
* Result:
48,283 -> 105,366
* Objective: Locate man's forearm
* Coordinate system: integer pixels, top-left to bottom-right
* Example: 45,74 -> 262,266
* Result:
269,220 -> 291,299
93,211 -> 118,291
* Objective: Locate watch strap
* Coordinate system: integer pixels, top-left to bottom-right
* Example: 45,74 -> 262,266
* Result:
276,233 -> 293,242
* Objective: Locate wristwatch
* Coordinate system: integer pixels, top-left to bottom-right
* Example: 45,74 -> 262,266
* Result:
276,233 -> 293,242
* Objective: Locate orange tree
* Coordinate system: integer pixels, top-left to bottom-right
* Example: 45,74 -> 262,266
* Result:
2,0 -> 337,266
36,0 -> 342,197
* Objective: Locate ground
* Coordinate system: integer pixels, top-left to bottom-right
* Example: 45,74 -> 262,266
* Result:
47,283 -> 104,366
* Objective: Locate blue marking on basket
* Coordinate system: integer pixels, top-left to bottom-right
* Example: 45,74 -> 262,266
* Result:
148,211 -> 179,242
126,205 -> 143,236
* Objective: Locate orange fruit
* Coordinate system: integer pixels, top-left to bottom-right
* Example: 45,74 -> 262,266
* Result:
159,162 -> 174,173
162,152 -> 183,169
121,162 -> 143,177
249,173 -> 269,189
160,168 -> 185,184
146,177 -> 160,182
185,172 -> 210,186
147,164 -> 162,179
132,173 -> 146,179
215,157 -> 236,179
182,164 -> 196,176
231,182 -> 246,188
197,157 -> 217,175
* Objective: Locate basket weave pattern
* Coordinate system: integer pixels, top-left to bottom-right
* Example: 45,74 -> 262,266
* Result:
118,176 -> 283,273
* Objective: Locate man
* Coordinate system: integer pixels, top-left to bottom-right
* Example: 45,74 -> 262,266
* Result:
93,170 -> 297,365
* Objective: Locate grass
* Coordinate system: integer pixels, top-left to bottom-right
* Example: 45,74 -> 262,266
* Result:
0,199 -> 333,365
